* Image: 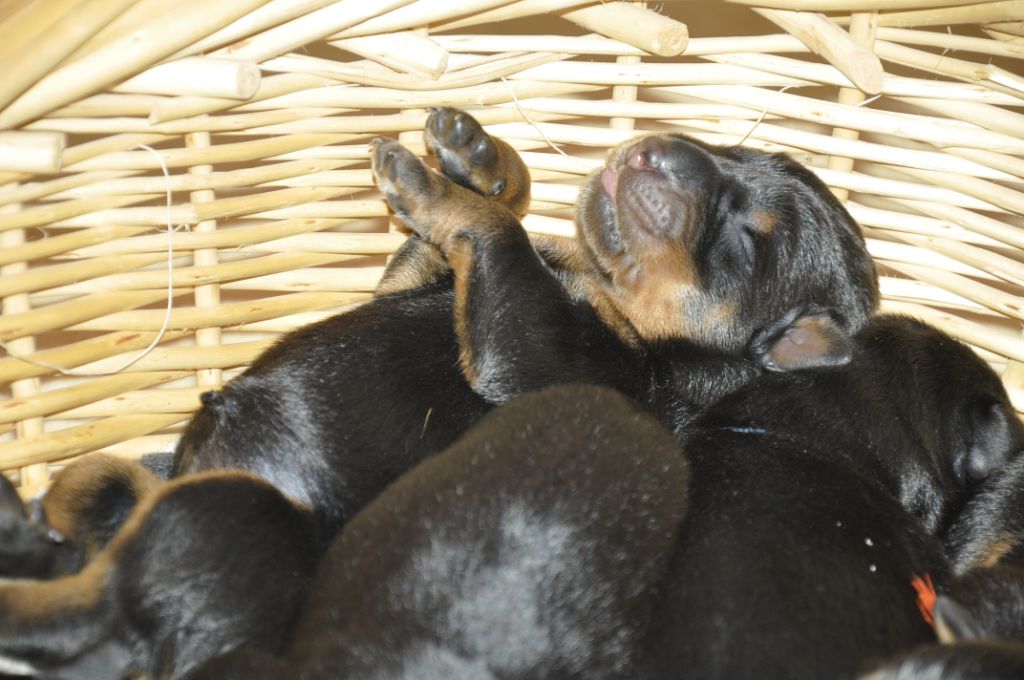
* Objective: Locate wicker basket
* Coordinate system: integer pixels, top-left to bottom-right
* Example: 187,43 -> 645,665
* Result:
0,0 -> 1021,494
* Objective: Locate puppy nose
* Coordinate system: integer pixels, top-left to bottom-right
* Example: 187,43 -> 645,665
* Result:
627,139 -> 665,171
627,136 -> 718,179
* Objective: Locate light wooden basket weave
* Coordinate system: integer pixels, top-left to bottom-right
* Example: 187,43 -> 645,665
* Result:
0,0 -> 1021,494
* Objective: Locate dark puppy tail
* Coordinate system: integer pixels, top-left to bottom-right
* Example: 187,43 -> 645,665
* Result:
172,389 -> 235,475
200,389 -> 226,409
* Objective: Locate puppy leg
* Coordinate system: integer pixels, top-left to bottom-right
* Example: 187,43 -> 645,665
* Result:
0,565 -> 114,675
375,107 -> 532,298
42,453 -> 159,571
371,137 -> 636,403
374,235 -> 451,297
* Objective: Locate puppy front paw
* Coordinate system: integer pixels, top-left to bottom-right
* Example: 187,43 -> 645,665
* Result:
426,107 -> 529,215
370,137 -> 447,238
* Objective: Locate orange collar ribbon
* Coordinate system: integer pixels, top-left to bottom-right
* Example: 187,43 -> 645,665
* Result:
912,573 -> 937,628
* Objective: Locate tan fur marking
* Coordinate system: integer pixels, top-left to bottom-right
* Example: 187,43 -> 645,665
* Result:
749,209 -> 777,236
979,533 -> 1021,568
428,194 -> 514,256
529,235 -> 589,276
43,454 -> 158,555
448,240 -> 479,388
582,281 -> 642,348
606,246 -> 695,342
493,136 -> 531,216
0,552 -> 108,628
375,242 -> 450,297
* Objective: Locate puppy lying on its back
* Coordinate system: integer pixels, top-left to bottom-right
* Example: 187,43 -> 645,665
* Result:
174,107 -> 878,535
190,384 -> 690,680
637,311 -> 1023,679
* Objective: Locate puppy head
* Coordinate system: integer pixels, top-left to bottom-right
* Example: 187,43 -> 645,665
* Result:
855,316 -> 1023,530
0,474 -> 66,578
576,134 -> 878,349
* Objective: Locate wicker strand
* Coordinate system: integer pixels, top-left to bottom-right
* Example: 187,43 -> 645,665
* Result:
0,144 -> 182,376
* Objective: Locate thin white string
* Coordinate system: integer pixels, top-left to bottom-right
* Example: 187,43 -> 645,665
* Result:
0,144 -> 181,377
736,85 -> 793,147
500,76 -> 596,173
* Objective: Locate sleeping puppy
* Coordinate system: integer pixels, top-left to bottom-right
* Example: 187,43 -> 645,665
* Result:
636,312 -> 1023,679
864,454 -> 1024,678
174,107 -> 879,535
861,569 -> 1024,679
0,455 -> 158,581
0,464 -> 318,680
188,383 -> 690,680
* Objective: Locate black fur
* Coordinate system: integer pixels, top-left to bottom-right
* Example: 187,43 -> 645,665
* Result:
863,571 -> 1024,679
636,314 -> 1023,679
941,567 -> 1024,643
946,453 -> 1024,573
0,471 -> 318,680
0,475 -> 66,579
173,108 -> 878,536
190,384 -> 689,679
863,641 -> 1024,680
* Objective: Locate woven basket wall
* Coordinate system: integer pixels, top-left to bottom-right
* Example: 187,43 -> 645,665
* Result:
0,0 -> 1021,494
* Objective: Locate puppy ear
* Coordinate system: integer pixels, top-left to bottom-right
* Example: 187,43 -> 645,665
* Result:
933,595 -> 985,643
964,401 -> 1024,484
748,306 -> 853,372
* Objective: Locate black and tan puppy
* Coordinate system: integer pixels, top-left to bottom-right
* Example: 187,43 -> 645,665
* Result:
174,107 -> 878,534
0,464 -> 318,680
865,452 -> 1024,678
0,455 -> 159,581
189,384 -> 690,680
857,447 -> 1024,679
862,570 -> 1024,679
636,313 -> 1023,679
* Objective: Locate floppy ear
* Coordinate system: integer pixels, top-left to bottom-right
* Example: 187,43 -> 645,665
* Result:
964,401 -> 1024,484
933,595 -> 986,644
748,306 -> 853,372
